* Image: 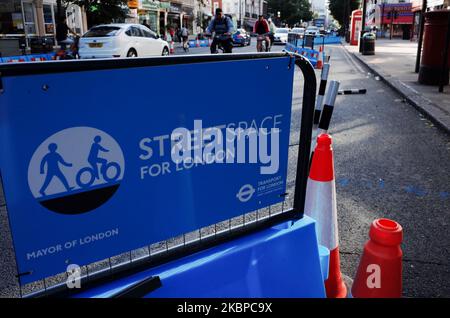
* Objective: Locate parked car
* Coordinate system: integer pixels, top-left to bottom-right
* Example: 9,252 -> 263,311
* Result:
291,27 -> 305,38
232,29 -> 251,46
305,26 -> 320,37
79,24 -> 170,59
273,28 -> 290,44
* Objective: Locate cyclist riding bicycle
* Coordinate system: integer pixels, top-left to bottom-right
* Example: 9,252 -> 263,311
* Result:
254,15 -> 270,52
205,8 -> 234,54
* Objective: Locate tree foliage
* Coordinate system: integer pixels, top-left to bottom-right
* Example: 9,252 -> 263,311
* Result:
328,0 -> 360,27
267,0 -> 313,26
59,0 -> 129,27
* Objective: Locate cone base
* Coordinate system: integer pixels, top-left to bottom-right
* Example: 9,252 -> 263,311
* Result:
325,278 -> 347,298
324,247 -> 347,298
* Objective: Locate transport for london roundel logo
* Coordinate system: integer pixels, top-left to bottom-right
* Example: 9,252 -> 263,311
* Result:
27,127 -> 125,214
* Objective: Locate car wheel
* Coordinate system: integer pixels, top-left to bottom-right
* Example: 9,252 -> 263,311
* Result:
127,49 -> 137,58
162,47 -> 169,56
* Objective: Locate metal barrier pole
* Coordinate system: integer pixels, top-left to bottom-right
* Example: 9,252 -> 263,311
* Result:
293,54 -> 317,219
415,0 -> 427,73
318,81 -> 340,133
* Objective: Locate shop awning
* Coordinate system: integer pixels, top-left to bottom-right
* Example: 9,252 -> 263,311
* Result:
380,3 -> 414,24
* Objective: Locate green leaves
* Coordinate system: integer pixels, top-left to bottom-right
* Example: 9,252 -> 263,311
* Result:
328,0 -> 361,27
267,0 -> 313,26
62,0 -> 129,27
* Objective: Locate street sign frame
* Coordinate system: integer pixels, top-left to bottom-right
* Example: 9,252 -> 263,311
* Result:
0,52 -> 317,296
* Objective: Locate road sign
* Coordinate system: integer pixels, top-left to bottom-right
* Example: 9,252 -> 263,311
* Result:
0,55 -> 294,284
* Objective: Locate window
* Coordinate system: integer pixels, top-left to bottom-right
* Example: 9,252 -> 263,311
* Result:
141,27 -> 157,38
129,26 -> 143,37
43,4 -> 54,34
84,26 -> 121,37
23,2 -> 36,35
0,0 -> 24,35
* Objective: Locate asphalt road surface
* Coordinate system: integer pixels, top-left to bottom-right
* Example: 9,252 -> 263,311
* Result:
0,40 -> 449,297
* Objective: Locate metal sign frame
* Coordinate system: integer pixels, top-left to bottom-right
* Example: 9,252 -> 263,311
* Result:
0,52 -> 316,297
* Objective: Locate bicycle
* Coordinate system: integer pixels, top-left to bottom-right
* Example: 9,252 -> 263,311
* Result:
256,33 -> 271,52
76,161 -> 121,189
206,33 -> 233,54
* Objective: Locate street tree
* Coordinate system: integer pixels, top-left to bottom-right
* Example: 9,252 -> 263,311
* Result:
267,0 -> 313,26
57,0 -> 129,27
328,0 -> 360,29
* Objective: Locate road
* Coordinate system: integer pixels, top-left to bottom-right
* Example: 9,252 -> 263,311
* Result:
0,40 -> 449,297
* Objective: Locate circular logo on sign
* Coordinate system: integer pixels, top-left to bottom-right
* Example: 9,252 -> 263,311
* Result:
236,184 -> 255,203
28,127 -> 125,214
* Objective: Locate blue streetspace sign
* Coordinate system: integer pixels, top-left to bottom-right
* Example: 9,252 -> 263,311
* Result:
0,56 -> 294,284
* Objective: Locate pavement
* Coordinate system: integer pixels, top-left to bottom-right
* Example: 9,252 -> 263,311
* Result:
343,39 -> 450,134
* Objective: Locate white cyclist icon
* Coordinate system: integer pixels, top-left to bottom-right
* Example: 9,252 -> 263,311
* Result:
76,135 -> 121,189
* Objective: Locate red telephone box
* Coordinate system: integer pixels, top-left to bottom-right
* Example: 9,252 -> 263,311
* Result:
350,9 -> 363,46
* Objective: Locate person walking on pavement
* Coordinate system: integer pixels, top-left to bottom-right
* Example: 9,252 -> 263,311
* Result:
268,18 -> 276,50
205,8 -> 234,54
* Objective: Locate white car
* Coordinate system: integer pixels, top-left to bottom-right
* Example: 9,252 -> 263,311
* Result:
305,26 -> 320,37
273,28 -> 290,44
291,27 -> 305,38
79,23 -> 170,59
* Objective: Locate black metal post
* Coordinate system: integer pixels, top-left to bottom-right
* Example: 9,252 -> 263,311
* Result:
360,0 -> 368,52
293,55 -> 317,219
390,9 -> 395,40
381,2 -> 385,37
415,0 -> 427,73
439,12 -> 450,93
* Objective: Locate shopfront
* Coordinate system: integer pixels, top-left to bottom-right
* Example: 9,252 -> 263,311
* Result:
167,2 -> 181,31
138,0 -> 159,32
379,3 -> 413,39
0,0 -> 57,55
181,4 -> 194,34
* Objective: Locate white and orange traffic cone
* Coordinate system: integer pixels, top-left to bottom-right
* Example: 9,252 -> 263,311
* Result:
305,133 -> 347,298
169,41 -> 175,54
316,45 -> 324,69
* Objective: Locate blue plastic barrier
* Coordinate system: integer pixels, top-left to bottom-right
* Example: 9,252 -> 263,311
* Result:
188,39 -> 210,48
314,36 -> 341,45
1,55 -> 28,63
0,53 -> 55,63
285,43 -> 318,67
72,216 -> 329,298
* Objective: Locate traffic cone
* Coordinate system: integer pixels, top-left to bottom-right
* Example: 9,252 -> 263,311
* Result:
351,218 -> 403,298
196,38 -> 200,47
305,133 -> 347,298
169,41 -> 175,54
316,45 -> 324,69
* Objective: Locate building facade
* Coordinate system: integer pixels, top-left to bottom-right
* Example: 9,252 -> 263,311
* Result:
211,0 -> 264,31
411,0 -> 450,40
0,0 -> 89,54
129,0 -> 214,37
0,0 -> 58,47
